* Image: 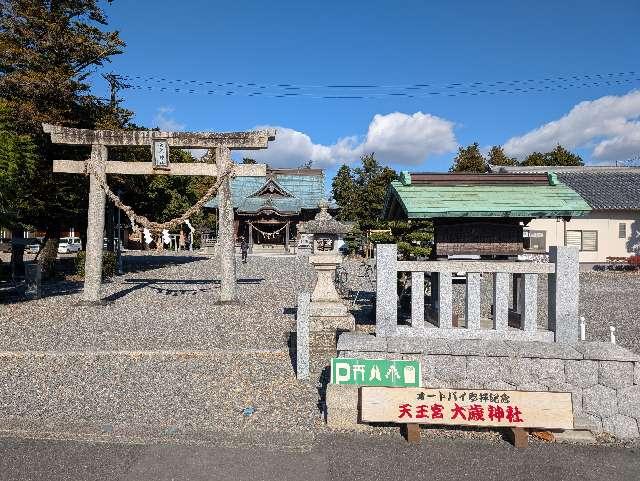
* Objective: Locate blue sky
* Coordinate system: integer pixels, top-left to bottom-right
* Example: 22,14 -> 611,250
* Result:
92,0 -> 640,186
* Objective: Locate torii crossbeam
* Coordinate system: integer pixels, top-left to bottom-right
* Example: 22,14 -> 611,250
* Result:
43,123 -> 275,304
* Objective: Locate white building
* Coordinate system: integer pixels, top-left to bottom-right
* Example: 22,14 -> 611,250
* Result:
490,165 -> 640,264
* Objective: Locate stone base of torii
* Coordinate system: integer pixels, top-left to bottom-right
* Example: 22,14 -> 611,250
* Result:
43,124 -> 275,304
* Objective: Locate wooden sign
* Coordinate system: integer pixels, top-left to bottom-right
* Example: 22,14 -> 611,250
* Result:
360,387 -> 573,430
152,139 -> 169,169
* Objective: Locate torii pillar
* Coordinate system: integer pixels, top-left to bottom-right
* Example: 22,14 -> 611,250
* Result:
43,124 -> 275,304
84,144 -> 108,303
216,147 -> 237,303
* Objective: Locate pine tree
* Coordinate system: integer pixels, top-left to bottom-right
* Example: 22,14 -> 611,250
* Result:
0,0 -> 124,275
331,154 -> 397,222
352,153 -> 397,221
544,144 -> 584,166
0,100 -> 37,227
331,165 -> 357,220
449,143 -> 487,172
0,100 -> 37,275
487,145 -> 517,166
521,151 -> 547,166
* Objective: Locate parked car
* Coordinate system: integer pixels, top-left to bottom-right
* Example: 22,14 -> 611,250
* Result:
58,237 -> 82,254
26,241 -> 42,254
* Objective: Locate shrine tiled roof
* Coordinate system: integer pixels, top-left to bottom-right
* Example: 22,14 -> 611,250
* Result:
488,165 -> 640,210
205,168 -> 332,214
383,172 -> 591,219
556,172 -> 640,210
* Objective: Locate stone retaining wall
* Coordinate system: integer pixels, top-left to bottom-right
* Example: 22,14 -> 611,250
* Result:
330,333 -> 640,440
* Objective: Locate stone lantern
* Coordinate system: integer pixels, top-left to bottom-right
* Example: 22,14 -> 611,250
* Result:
298,200 -> 354,331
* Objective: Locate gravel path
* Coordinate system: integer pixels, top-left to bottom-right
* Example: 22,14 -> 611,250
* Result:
1,254 -> 315,351
578,272 -> 640,355
0,253 -> 322,444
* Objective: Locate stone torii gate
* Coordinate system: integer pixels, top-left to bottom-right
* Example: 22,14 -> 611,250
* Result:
43,123 -> 275,304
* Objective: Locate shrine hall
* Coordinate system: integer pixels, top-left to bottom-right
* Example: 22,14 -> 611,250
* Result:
205,167 -> 334,253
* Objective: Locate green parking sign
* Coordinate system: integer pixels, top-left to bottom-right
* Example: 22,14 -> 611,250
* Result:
330,358 -> 421,387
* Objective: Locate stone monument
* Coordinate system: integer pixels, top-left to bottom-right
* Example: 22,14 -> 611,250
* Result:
298,200 -> 354,331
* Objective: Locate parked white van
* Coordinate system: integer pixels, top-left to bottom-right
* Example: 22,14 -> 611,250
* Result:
58,237 -> 82,254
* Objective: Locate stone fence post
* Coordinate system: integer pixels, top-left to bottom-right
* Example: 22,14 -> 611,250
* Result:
548,246 -> 580,343
296,292 -> 310,380
376,244 -> 398,336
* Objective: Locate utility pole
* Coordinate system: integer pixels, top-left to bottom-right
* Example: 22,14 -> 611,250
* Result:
101,73 -> 131,254
102,73 -> 131,110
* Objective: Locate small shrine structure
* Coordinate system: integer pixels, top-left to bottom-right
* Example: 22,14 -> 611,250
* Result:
383,171 -> 591,257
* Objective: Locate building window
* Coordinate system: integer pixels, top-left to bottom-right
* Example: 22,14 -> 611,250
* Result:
619,223 -> 627,239
566,230 -> 598,252
524,229 -> 546,251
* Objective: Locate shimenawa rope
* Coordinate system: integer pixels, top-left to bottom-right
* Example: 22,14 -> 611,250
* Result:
85,159 -> 233,234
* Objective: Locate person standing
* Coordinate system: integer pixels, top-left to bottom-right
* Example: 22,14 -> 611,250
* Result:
240,236 -> 249,263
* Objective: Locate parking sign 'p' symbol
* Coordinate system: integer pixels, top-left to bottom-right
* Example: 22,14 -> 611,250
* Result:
334,362 -> 351,384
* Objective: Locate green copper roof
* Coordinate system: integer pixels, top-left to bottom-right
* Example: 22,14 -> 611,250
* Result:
205,172 -> 331,214
383,178 -> 591,219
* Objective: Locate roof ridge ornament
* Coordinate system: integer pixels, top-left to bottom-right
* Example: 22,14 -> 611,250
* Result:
400,171 -> 412,186
249,177 -> 294,198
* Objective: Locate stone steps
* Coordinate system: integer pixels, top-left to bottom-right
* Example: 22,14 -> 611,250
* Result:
0,349 -> 323,441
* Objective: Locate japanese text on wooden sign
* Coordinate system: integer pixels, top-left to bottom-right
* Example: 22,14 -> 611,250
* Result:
152,139 -> 169,169
330,358 -> 421,387
360,387 -> 573,429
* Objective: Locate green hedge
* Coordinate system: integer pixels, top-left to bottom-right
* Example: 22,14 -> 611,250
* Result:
75,250 -> 117,278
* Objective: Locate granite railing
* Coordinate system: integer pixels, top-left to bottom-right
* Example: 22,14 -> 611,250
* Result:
375,244 -> 579,343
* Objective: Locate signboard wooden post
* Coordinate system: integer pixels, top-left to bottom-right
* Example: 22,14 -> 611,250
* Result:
360,387 -> 573,447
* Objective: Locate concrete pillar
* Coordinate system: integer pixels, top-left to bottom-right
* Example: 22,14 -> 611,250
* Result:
493,272 -> 509,331
248,222 -> 253,254
296,292 -> 310,380
519,273 -> 539,332
465,272 -> 482,329
217,147 -> 237,302
375,244 -> 397,336
430,272 -> 439,310
285,221 -> 290,253
437,271 -> 453,328
81,144 -> 107,303
548,246 -> 579,343
512,273 -> 523,312
410,272 -> 425,328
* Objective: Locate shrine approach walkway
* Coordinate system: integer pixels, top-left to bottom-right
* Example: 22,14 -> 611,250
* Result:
0,254 -> 327,447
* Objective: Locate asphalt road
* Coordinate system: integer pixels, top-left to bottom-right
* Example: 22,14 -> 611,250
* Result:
0,434 -> 637,481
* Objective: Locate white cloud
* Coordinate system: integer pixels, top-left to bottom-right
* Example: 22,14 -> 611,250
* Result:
153,106 -> 186,131
239,111 -> 457,168
362,112 -> 457,165
503,90 -> 640,161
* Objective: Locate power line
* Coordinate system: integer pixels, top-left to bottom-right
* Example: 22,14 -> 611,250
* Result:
121,70 -> 637,92
119,70 -> 640,100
